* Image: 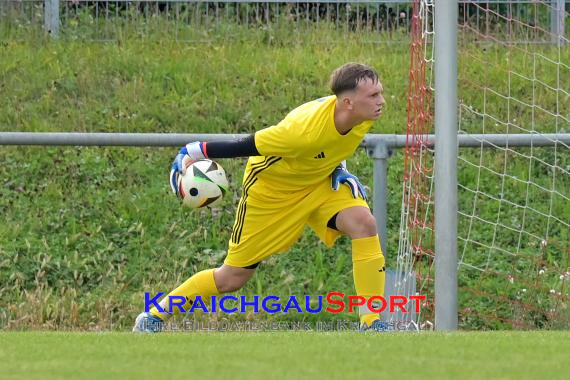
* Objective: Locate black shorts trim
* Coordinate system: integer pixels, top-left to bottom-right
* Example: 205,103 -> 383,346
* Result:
327,212 -> 339,231
242,262 -> 261,269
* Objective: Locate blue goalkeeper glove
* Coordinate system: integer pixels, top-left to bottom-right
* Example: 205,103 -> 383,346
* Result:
331,165 -> 367,200
169,141 -> 207,197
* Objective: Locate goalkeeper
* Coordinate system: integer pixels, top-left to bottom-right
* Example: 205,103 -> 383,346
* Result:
134,63 -> 386,332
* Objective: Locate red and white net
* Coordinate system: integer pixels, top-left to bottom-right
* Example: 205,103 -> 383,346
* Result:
397,0 -> 569,329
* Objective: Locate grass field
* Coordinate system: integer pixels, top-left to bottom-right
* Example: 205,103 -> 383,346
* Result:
1,331 -> 569,379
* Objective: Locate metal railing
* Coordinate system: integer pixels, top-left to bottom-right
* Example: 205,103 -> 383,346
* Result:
2,131 -> 569,257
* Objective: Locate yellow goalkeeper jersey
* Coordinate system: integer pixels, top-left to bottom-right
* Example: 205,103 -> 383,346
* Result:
245,95 -> 374,194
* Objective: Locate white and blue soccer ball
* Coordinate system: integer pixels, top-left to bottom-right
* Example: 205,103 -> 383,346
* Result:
179,159 -> 229,209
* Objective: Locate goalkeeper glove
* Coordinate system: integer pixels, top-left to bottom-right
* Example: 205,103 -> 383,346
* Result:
169,142 -> 207,197
331,165 -> 367,200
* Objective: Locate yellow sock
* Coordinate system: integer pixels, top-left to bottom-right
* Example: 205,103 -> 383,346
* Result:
352,235 -> 386,325
360,313 -> 380,327
150,269 -> 220,321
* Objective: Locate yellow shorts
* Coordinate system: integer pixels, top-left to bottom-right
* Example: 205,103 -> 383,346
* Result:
225,178 -> 369,267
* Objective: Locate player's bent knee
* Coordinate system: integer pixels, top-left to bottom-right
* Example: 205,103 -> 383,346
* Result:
215,276 -> 247,293
350,212 -> 378,238
218,281 -> 245,293
214,265 -> 254,293
337,207 -> 378,239
360,213 -> 378,236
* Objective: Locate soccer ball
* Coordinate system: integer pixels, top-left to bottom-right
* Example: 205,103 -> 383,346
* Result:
178,159 -> 229,208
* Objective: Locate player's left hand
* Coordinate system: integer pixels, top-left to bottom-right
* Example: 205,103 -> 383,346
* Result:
331,165 -> 367,200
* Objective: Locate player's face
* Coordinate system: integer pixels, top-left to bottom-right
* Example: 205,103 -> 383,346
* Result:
351,78 -> 385,121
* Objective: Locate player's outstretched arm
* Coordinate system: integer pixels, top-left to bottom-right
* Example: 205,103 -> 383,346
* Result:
170,134 -> 260,196
331,165 -> 367,200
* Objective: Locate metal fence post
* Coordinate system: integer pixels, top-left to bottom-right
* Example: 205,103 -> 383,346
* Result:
551,0 -> 566,46
434,0 -> 458,331
368,140 -> 391,257
44,0 -> 60,38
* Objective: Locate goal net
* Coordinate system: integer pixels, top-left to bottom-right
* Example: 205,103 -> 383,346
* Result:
398,0 -> 569,329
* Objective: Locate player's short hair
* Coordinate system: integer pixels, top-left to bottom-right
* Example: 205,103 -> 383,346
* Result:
330,63 -> 379,95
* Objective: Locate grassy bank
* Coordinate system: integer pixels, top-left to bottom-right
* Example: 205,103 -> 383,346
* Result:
0,26 -> 567,330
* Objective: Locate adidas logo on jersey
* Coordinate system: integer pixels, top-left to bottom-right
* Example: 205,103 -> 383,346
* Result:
314,152 -> 326,159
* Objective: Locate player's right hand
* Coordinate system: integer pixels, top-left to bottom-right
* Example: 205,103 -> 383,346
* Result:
169,141 -> 206,196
